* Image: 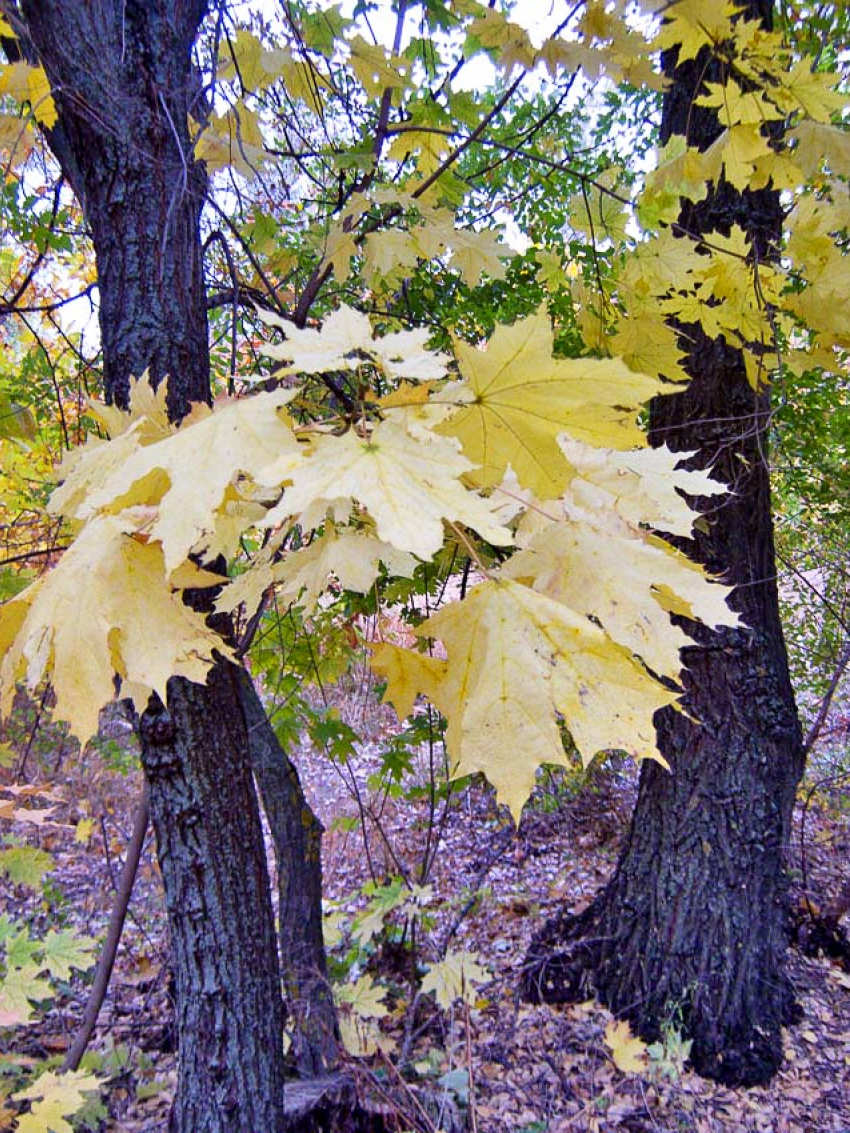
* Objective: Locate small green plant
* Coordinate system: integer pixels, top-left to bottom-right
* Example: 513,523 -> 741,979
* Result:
646,1006 -> 693,1083
0,837 -> 103,1131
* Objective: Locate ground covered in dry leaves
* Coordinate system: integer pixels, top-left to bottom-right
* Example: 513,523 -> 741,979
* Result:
2,686 -> 850,1133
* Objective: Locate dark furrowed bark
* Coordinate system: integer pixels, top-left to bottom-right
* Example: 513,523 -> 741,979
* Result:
20,0 -> 210,419
18,3 -> 290,1127
140,663 -> 286,1132
522,0 -> 804,1088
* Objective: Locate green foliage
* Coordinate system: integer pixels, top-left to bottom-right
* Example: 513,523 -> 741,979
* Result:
0,912 -> 96,1026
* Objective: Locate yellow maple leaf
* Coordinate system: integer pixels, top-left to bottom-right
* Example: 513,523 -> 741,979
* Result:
0,62 -> 57,128
556,434 -> 729,539
468,7 -> 535,73
704,124 -> 773,192
87,374 -> 174,442
0,514 -> 225,744
262,421 -> 511,561
696,79 -> 782,128
604,1019 -> 648,1075
447,227 -> 508,286
260,304 -> 449,381
194,100 -> 266,179
0,964 -> 52,1026
610,315 -> 690,385
348,35 -> 409,96
373,579 -> 678,819
501,506 -> 735,679
652,0 -> 737,63
773,59 -> 845,123
273,529 -> 417,613
369,642 -> 447,721
439,309 -> 665,498
218,28 -> 267,90
80,390 -> 301,573
420,950 -> 491,1010
790,120 -> 850,181
363,228 -> 422,281
387,127 -> 451,179
49,430 -> 145,522
334,974 -> 392,1055
334,973 -> 388,1019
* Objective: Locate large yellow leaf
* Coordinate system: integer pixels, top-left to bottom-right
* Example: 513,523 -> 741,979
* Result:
438,309 -> 666,498
369,642 -> 447,721
610,315 -> 690,385
791,121 -> 850,181
501,510 -> 736,679
0,514 -> 224,743
13,1070 -> 101,1133
420,950 -> 491,1010
0,62 -> 57,127
348,35 -> 410,97
263,421 -> 511,561
604,1020 -> 648,1076
216,529 -> 417,617
49,429 -> 145,521
87,374 -> 174,442
80,391 -> 301,573
372,579 -> 678,819
0,963 -> 52,1026
334,973 -> 392,1056
273,529 -> 417,613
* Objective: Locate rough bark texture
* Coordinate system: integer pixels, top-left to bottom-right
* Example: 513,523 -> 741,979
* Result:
20,0 -> 210,419
17,3 -> 289,1128
523,0 -> 805,1088
239,670 -> 341,1076
140,663 -> 286,1132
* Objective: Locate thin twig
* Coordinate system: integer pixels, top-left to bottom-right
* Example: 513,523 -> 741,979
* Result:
803,639 -> 850,757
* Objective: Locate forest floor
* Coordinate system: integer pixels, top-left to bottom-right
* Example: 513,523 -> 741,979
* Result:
2,680 -> 850,1133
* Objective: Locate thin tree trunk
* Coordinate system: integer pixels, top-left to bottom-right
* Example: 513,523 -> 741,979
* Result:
63,784 -> 150,1073
239,670 -> 341,1075
523,0 -> 805,1088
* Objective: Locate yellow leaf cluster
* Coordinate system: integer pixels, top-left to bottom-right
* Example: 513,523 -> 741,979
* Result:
373,578 -> 680,819
13,1070 -> 100,1133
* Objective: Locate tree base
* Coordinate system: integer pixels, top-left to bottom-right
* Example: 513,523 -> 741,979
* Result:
522,887 -> 799,1089
282,1071 -> 464,1133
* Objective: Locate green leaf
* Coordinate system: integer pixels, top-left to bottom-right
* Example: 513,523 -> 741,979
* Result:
41,929 -> 98,982
0,846 -> 54,889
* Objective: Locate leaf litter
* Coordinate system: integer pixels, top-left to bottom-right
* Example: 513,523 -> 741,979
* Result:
1,685 -> 849,1133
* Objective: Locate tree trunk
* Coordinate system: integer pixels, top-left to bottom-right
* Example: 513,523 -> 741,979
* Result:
239,670 -> 341,1075
15,2 -> 330,1126
522,0 -> 805,1088
19,0 -> 211,420
140,662 -> 286,1132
